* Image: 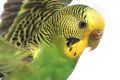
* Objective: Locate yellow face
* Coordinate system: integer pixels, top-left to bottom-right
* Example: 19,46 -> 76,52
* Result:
64,37 -> 88,59
64,8 -> 105,59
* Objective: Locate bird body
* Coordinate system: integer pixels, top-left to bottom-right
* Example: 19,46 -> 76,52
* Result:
0,0 -> 105,80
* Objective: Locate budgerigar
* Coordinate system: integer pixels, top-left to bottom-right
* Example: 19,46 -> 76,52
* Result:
0,0 -> 105,80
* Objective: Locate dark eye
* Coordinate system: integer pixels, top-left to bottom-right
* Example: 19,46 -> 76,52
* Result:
79,20 -> 87,28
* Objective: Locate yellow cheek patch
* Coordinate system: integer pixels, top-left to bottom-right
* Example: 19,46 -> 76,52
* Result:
64,38 -> 88,59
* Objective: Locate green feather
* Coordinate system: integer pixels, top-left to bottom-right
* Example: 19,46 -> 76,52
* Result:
0,37 -> 78,80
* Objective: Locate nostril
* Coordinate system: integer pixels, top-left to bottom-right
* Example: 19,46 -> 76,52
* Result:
97,31 -> 100,34
98,31 -> 103,36
94,30 -> 103,35
90,30 -> 103,40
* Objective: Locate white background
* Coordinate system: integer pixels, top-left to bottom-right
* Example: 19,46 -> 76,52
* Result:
0,0 -> 120,80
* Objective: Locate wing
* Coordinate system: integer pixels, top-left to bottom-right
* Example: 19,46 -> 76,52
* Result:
0,0 -> 23,36
0,0 -> 72,36
0,0 -> 72,46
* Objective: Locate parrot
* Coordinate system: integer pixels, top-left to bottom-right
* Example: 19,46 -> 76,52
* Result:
0,0 -> 105,80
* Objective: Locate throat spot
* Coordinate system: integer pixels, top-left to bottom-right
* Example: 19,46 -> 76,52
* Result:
63,37 -> 81,59
66,37 -> 80,47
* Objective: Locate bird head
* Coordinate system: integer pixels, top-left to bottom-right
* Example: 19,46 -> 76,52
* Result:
54,5 -> 105,58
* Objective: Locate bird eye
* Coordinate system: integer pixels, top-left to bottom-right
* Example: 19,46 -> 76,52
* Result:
79,20 -> 87,28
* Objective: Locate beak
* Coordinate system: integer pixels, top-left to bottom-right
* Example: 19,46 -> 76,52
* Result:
89,30 -> 103,51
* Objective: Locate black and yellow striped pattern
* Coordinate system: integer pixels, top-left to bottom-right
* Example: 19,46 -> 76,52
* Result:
23,5 -> 89,47
0,0 -> 89,49
0,0 -> 70,47
0,0 -> 93,59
